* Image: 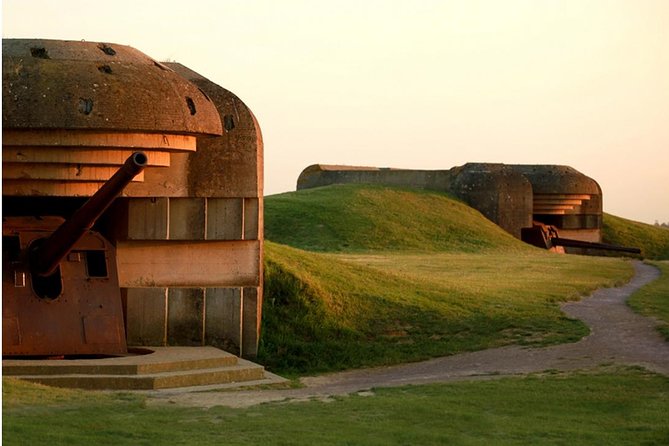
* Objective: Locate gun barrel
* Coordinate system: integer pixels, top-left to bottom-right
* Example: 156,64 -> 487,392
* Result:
31,152 -> 148,276
551,237 -> 641,255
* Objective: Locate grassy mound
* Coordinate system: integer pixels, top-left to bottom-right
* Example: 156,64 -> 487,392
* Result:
258,242 -> 631,375
602,214 -> 669,260
259,185 -> 650,375
628,261 -> 669,340
264,184 -> 527,253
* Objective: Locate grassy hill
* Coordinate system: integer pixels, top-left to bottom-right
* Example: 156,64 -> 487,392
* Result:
259,241 -> 631,375
603,214 -> 669,260
259,185 -> 638,375
264,184 -> 528,253
266,184 -> 669,259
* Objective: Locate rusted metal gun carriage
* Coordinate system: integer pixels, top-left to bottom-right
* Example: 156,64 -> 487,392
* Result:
3,153 -> 146,356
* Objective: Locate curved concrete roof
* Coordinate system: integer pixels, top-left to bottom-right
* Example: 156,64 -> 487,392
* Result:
510,165 -> 601,196
2,39 -> 222,136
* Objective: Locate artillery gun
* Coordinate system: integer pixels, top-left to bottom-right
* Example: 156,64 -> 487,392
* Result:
521,222 -> 641,255
3,153 -> 147,357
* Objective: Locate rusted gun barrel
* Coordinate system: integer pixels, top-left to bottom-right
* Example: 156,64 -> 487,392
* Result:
551,237 -> 641,255
31,152 -> 148,277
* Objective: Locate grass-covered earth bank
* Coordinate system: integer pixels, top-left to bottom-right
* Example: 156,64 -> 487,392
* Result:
259,184 -> 650,375
258,242 -> 632,375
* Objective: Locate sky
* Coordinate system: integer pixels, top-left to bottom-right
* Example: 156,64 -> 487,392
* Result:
3,0 -> 668,224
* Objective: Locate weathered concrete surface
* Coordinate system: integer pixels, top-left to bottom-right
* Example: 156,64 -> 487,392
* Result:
122,63 -> 264,199
146,261 -> 668,408
3,39 -> 222,195
512,165 -> 602,238
2,39 -> 221,135
449,163 -> 533,239
297,165 -> 453,193
111,65 -> 264,357
166,63 -> 263,199
3,347 -> 285,390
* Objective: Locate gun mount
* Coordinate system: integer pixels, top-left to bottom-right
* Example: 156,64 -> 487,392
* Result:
521,222 -> 641,256
3,153 -> 147,357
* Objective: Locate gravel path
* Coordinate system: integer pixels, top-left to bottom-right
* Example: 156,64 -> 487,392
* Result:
149,261 -> 667,408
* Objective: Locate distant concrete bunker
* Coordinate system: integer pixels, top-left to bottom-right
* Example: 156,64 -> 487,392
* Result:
297,163 -> 605,253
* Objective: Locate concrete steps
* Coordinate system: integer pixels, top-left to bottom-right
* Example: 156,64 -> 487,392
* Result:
2,346 -> 286,390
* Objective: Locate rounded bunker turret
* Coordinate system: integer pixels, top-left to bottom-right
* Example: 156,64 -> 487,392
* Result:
510,165 -> 602,235
2,38 -> 222,197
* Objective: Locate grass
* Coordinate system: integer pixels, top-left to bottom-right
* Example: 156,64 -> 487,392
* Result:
259,242 -> 633,375
603,214 -> 669,260
264,184 -> 525,253
266,185 -> 669,260
628,261 -> 669,340
4,367 -> 669,445
260,185 -> 647,375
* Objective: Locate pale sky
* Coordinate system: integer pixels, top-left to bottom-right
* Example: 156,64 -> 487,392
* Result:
3,0 -> 668,224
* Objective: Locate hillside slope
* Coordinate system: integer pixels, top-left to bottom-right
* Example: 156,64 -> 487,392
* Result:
259,185 -> 653,375
264,184 -> 528,253
603,214 -> 669,260
258,242 -> 631,375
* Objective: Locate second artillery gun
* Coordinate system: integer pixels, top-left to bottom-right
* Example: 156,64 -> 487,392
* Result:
3,153 -> 147,357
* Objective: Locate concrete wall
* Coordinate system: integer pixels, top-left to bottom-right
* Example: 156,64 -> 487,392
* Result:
107,65 -> 264,358
297,165 -> 453,193
449,164 -> 533,239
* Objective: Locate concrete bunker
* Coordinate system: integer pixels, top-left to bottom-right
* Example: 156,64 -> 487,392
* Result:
3,39 -> 264,359
296,163 -> 629,255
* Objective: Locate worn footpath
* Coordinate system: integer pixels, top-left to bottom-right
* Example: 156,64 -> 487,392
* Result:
148,261 -> 668,408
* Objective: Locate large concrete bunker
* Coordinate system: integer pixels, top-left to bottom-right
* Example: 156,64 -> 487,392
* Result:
3,39 -> 264,359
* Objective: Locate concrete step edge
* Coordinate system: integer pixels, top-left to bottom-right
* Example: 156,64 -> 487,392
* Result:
14,365 -> 268,390
3,356 -> 239,376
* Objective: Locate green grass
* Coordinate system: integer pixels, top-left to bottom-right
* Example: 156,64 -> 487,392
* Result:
266,185 -> 669,260
264,184 -> 526,253
4,368 -> 669,445
603,214 -> 669,260
260,185 -> 644,375
629,261 -> 669,340
259,242 -> 632,375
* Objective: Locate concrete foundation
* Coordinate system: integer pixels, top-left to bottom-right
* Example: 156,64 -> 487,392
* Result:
2,347 -> 286,390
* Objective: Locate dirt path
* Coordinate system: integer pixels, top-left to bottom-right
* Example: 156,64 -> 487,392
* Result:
149,261 -> 668,408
